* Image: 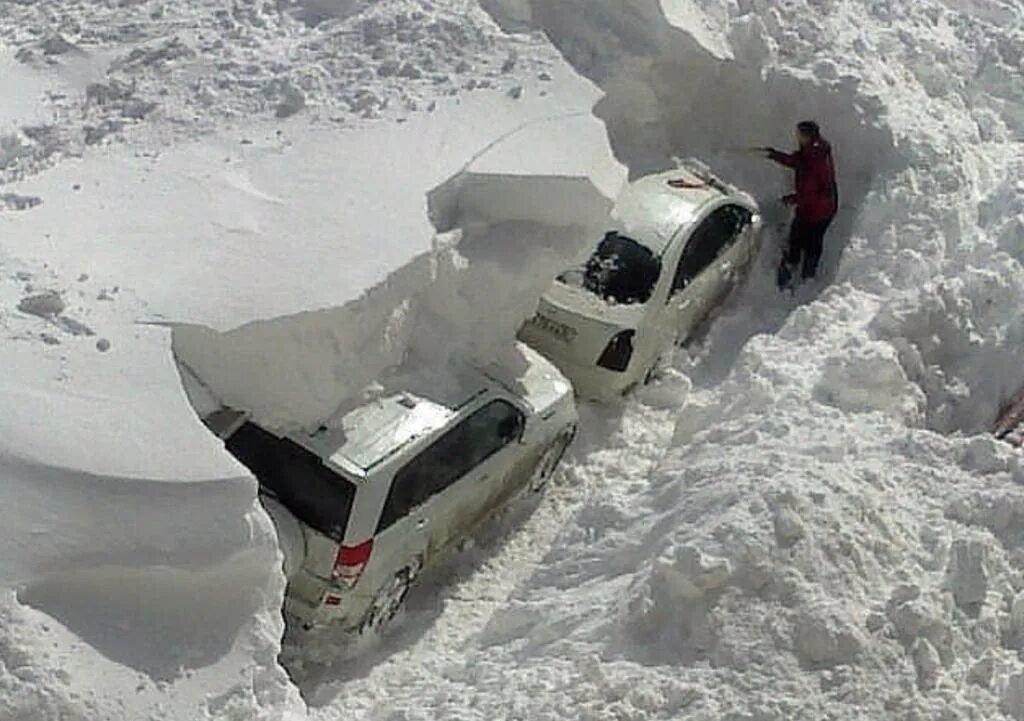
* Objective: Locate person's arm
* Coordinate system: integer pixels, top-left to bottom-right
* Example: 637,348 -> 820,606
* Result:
765,147 -> 797,168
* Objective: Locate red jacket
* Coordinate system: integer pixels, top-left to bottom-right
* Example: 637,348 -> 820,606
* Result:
769,139 -> 838,222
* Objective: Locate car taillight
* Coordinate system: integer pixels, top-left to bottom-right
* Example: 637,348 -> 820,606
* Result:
333,539 -> 373,587
596,330 -> 635,372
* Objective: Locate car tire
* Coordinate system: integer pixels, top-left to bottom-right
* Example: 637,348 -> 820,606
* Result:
529,426 -> 576,492
359,560 -> 421,634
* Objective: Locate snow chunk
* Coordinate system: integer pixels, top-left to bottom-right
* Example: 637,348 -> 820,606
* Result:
17,290 -> 65,318
815,339 -> 926,424
623,543 -> 732,653
174,112 -> 623,430
0,192 -> 42,211
1003,673 -> 1024,721
946,537 -> 990,609
912,637 -> 941,690
793,608 -> 865,668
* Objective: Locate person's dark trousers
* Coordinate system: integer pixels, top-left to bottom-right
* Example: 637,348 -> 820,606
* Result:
785,214 -> 834,280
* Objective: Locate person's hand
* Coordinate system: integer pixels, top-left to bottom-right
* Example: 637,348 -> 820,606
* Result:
782,193 -> 797,205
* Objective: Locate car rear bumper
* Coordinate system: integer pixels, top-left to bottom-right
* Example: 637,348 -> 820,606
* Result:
526,346 -> 638,401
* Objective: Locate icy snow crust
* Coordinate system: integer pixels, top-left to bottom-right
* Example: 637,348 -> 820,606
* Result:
1,1 -> 1024,721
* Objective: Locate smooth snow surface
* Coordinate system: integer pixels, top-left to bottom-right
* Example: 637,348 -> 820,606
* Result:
2,0 -> 1024,720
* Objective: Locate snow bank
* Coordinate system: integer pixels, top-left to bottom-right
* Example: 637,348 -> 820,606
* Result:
2,73 -> 601,331
0,253 -> 303,719
172,109 -> 624,431
0,59 -> 619,430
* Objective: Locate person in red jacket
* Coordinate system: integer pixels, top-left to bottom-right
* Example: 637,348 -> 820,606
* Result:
764,120 -> 838,289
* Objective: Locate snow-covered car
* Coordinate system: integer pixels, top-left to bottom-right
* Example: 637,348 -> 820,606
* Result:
519,167 -> 762,399
204,343 -> 577,632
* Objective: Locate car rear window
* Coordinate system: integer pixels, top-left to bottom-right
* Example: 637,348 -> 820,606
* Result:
560,231 -> 662,305
225,421 -> 356,542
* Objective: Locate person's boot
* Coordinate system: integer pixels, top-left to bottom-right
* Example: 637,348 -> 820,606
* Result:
777,260 -> 795,292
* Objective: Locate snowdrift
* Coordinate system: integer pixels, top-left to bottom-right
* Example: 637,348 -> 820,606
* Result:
171,109 -> 624,431
0,310 -> 301,719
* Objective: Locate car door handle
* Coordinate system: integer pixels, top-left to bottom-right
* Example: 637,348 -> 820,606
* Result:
417,518 -> 429,529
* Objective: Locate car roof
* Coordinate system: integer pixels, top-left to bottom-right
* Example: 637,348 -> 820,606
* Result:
610,168 -> 728,255
293,365 -> 491,479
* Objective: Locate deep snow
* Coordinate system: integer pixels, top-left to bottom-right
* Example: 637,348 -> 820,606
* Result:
2,0 -> 1024,720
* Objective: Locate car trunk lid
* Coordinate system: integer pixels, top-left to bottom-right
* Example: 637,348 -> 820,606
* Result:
520,280 -> 644,368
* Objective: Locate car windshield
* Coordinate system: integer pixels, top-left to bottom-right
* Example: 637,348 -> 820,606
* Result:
225,421 -> 357,542
558,232 -> 661,305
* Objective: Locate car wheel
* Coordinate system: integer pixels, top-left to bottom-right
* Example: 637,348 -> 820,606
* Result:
359,560 -> 421,634
529,427 -> 575,492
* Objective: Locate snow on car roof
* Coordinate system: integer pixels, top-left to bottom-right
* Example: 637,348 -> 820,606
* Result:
295,365 -> 490,477
610,168 -> 725,255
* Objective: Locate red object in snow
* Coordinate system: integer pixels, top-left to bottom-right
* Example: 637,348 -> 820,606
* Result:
767,138 -> 838,222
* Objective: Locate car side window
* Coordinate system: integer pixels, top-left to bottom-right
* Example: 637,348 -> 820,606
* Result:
376,400 -> 525,533
670,205 -> 751,295
720,204 -> 753,241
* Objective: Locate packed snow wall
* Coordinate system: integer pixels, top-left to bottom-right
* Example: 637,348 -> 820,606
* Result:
173,112 -> 625,431
0,343 -> 304,720
487,0 -> 900,286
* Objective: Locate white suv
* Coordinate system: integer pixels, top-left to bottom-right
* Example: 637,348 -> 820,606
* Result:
519,166 -> 762,399
205,343 -> 576,632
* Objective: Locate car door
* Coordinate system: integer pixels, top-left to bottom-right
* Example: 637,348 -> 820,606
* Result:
373,398 -> 526,563
662,210 -> 731,345
363,454 -> 434,592
709,204 -> 755,305
441,398 -> 529,542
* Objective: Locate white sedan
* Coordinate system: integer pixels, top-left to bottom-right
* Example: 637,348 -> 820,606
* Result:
519,167 -> 762,399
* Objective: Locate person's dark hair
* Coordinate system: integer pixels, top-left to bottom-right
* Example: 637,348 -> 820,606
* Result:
797,120 -> 820,137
